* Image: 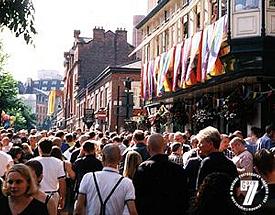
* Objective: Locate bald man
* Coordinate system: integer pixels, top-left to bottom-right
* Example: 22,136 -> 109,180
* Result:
133,133 -> 189,215
74,144 -> 137,215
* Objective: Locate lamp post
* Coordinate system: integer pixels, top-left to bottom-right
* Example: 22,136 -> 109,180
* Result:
124,77 -> 132,120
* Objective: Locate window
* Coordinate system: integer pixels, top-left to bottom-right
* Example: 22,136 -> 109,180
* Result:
235,0 -> 259,12
51,86 -> 56,90
52,80 -> 57,85
183,15 -> 188,39
42,87 -> 47,91
42,81 -> 48,85
270,0 -> 275,7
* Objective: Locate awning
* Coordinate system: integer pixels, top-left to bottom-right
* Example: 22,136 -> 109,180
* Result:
129,0 -> 200,57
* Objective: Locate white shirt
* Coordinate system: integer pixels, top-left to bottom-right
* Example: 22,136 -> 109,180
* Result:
32,156 -> 66,192
79,167 -> 135,215
232,150 -> 253,174
0,151 -> 13,177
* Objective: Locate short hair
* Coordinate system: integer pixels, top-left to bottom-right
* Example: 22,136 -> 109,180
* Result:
229,137 -> 245,146
65,133 -> 74,142
8,146 -> 23,159
112,136 -> 121,143
254,149 -> 275,176
265,124 -> 275,134
50,146 -> 63,160
52,137 -> 62,147
38,138 -> 53,154
82,140 -> 96,153
102,144 -> 121,164
55,131 -> 65,138
133,130 -> 145,142
25,160 -> 43,178
170,142 -> 181,152
2,164 -> 38,196
197,126 -> 221,149
97,132 -> 104,139
88,131 -> 97,139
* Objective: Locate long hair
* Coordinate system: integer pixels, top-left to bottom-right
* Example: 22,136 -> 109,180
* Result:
123,151 -> 142,179
2,164 -> 38,197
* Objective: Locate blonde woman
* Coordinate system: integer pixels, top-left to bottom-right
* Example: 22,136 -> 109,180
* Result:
0,164 -> 49,215
123,150 -> 142,180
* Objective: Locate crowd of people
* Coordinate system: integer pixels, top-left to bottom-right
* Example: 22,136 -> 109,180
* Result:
0,124 -> 275,215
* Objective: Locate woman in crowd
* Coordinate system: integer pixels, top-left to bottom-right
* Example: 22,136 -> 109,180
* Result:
123,150 -> 142,179
0,164 -> 49,214
25,160 -> 57,215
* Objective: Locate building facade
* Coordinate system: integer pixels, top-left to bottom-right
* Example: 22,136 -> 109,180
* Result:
132,0 -> 275,134
63,27 -> 137,131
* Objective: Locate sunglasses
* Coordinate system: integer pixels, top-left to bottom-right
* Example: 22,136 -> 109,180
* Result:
7,179 -> 23,185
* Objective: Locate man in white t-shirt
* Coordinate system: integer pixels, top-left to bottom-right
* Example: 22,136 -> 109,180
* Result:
230,137 -> 253,175
32,138 -> 66,209
74,144 -> 137,215
0,150 -> 13,177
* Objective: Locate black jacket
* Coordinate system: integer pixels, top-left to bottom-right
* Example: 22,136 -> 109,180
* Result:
133,154 -> 189,215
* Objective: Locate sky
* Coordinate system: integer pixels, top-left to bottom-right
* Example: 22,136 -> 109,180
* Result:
1,0 -> 147,82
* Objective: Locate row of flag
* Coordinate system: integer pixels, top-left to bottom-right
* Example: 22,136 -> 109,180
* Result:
141,15 -> 228,100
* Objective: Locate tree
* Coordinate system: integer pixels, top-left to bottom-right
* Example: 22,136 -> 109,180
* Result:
0,0 -> 36,44
0,42 -> 36,131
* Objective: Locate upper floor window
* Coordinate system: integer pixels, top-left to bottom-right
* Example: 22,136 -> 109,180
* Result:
270,0 -> 275,7
235,0 -> 259,12
42,81 -> 48,85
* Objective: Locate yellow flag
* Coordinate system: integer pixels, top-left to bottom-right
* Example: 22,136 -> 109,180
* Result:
47,90 -> 56,115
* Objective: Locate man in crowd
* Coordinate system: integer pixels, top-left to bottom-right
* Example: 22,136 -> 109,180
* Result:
133,133 -> 189,215
73,140 -> 103,195
257,124 -> 275,150
230,137 -> 253,175
74,144 -> 137,215
196,126 -> 238,189
32,138 -> 66,209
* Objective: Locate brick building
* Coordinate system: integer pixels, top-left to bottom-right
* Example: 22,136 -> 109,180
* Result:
76,61 -> 141,132
63,27 -> 137,131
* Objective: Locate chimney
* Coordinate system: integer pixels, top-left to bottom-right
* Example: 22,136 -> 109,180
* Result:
93,26 -> 105,41
115,28 -> 127,42
74,30 -> 81,38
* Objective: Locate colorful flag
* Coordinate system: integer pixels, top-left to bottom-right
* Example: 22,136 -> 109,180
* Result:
207,15 -> 227,77
186,31 -> 202,86
201,24 -> 215,82
172,42 -> 183,91
180,37 -> 192,88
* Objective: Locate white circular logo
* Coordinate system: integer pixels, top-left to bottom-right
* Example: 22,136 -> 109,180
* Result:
230,172 -> 269,212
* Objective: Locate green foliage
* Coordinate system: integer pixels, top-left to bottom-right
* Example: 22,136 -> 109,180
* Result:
0,44 -> 36,130
0,0 -> 36,44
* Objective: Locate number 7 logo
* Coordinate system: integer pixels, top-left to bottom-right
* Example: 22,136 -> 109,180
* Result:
240,180 -> 259,206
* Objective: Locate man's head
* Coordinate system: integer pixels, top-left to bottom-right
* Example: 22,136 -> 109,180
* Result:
229,137 -> 245,156
82,140 -> 96,155
102,144 -> 121,166
197,126 -> 221,157
147,133 -> 165,156
174,132 -> 187,144
266,124 -> 275,140
219,134 -> 230,152
78,134 -> 90,145
38,138 -> 53,155
170,142 -> 182,155
133,130 -> 145,143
